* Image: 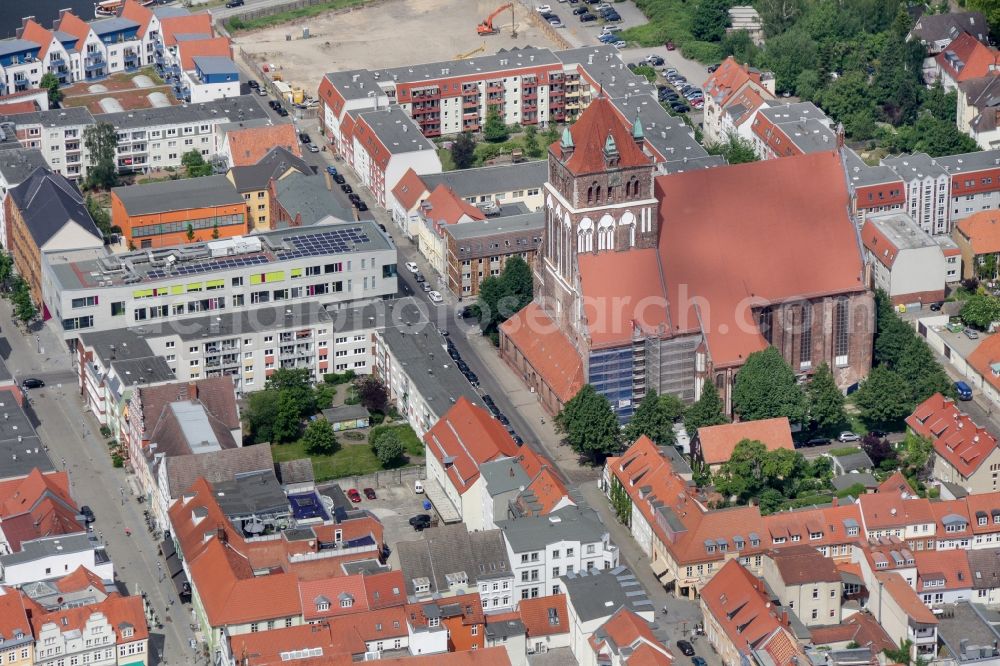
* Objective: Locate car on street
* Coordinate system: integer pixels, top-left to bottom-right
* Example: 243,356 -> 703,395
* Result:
838,431 -> 861,442
613,40 -> 626,48
308,144 -> 320,153
225,0 -> 243,7
80,506 -> 95,523
676,641 -> 695,657
579,12 -> 597,21
956,380 -> 974,400
341,183 -> 353,194
363,488 -> 377,500
326,166 -> 338,176
347,489 -> 361,503
422,283 -> 432,292
646,55 -> 665,66
965,327 -> 980,339
536,4 -> 551,11
299,132 -> 311,143
405,261 -> 419,273
692,658 -> 708,666
868,429 -> 887,439
415,273 -> 425,283
332,174 -> 346,184
429,290 -> 443,303
21,378 -> 44,389
356,201 -> 368,211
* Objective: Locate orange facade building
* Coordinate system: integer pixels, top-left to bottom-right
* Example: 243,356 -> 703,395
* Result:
112,175 -> 247,248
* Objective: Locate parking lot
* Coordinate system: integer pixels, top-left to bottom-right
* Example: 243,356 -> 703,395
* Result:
319,480 -> 433,567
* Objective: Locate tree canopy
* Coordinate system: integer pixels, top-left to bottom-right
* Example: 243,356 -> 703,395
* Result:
39,73 -> 63,107
684,381 -> 728,436
706,133 -> 759,164
483,108 -> 509,143
302,418 -> 339,455
181,150 -> 213,178
854,366 -> 912,424
451,133 -> 476,169
476,256 -> 533,338
372,429 -> 405,466
806,363 -> 845,429
961,293 -> 1000,331
623,391 -> 684,446
555,385 -> 622,462
83,122 -> 118,190
732,347 -> 806,423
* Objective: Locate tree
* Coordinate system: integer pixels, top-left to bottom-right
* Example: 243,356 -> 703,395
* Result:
181,150 -> 213,178
874,292 -> 915,367
632,65 -> 658,83
83,122 -> 118,190
543,124 -> 560,148
901,432 -> 934,479
272,391 -> 304,443
854,366 -> 912,424
356,375 -> 389,414
624,391 -> 679,446
806,363 -> 845,429
39,73 -> 63,107
968,0 -> 1000,42
555,385 -> 622,462
881,111 -> 979,157
10,277 -> 36,323
714,439 -> 768,500
372,429 -> 405,466
451,133 -> 476,169
684,381 -> 728,436
483,108 -> 509,143
691,0 -> 732,42
861,432 -> 896,466
266,368 -> 316,415
185,223 -> 195,242
732,347 -> 807,423
706,133 -> 758,164
523,124 -> 542,158
815,71 -> 878,139
961,293 -> 1000,330
85,195 -> 112,238
302,418 -> 339,455
922,81 -> 957,123
501,256 -> 533,311
244,390 -> 279,443
895,335 -> 954,403
0,252 -> 13,291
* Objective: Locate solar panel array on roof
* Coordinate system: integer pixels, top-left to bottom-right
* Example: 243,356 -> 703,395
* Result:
277,227 -> 371,260
146,254 -> 268,280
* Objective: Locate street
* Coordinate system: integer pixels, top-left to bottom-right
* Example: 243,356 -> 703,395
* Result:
0,305 -> 197,666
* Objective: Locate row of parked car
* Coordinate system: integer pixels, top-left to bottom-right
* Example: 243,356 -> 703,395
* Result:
326,166 -> 368,211
659,66 -> 703,112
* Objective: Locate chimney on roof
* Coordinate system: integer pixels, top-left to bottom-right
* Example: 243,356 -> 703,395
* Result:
836,122 -> 845,149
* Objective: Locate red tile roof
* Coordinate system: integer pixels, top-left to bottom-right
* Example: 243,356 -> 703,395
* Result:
160,13 -> 214,46
227,124 -> 301,167
423,397 -> 519,494
550,97 -> 651,174
876,571 -> 937,624
704,57 -> 772,108
0,469 -> 82,552
0,101 -> 38,115
391,167 -> 429,211
231,620 -> 365,664
914,548 -> 972,591
701,559 -> 792,655
0,587 -> 33,645
862,218 -> 901,268
877,471 -> 916,496
380,647 -> 511,666
968,335 -> 1000,395
120,0 -> 155,38
298,574 -> 370,621
405,592 -> 484,629
906,393 -> 997,478
936,32 -> 1000,83
56,565 -> 107,593
30,593 -> 147,644
696,418 -> 794,466
518,594 -> 568,637
767,545 -> 840,584
364,570 -> 406,609
178,36 -> 233,71
956,210 -> 1000,256
657,151 -> 866,367
858,492 -> 934,531
19,20 -> 53,60
421,183 -> 484,231
54,12 -> 91,51
499,303 -> 584,403
589,607 -> 673,665
577,248 -> 670,348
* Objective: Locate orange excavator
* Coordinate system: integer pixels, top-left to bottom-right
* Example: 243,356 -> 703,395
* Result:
477,3 -> 514,36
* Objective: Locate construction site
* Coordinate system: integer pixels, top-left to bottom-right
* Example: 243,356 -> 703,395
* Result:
231,0 -> 562,95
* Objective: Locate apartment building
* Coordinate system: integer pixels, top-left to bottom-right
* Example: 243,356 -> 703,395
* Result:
702,57 -> 776,145
226,146 -> 309,231
0,588 -> 34,666
497,507 -> 618,603
0,148 -> 48,249
7,107 -> 93,181
112,175 -> 248,248
760,547 -> 843,626
861,212 -> 953,305
444,211 -> 543,298
42,221 -> 394,341
30,594 -> 148,666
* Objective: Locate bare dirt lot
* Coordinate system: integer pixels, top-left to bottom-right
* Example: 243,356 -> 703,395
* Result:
232,0 -> 564,94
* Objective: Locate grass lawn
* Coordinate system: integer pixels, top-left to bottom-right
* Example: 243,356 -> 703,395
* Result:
272,440 -> 382,481
226,0 -> 370,32
369,423 -> 423,457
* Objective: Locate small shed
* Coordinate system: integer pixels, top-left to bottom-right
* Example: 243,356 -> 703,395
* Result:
322,404 -> 370,431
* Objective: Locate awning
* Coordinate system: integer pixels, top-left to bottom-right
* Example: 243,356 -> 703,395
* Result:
172,570 -> 190,597
650,557 -> 669,577
166,554 -> 184,578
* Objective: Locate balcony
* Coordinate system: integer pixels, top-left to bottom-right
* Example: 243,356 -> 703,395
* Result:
123,51 -> 140,69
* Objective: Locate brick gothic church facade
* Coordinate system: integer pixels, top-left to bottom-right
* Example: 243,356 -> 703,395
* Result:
500,97 -> 873,421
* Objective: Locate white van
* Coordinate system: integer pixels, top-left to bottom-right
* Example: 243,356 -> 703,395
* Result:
414,480 -> 424,494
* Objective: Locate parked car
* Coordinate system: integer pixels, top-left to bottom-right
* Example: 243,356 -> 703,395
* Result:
356,201 -> 368,211
409,514 -> 431,530
805,436 -> 831,447
422,283 -> 432,292
257,88 -> 268,96
326,166 -> 338,176
347,489 -> 362,503
838,431 -> 861,443
299,132 -> 311,143
602,11 -> 621,21
662,67 -> 678,76
598,32 -> 617,43
225,0 -> 244,6
308,144 -> 320,153
692,658 -> 708,666
415,273 -> 425,283
869,430 -> 887,439
276,107 -> 289,117
21,378 -> 44,389
613,40 -> 626,48
247,80 -> 259,89
405,261 -> 419,273
332,174 -> 346,184
676,641 -> 695,657
340,183 -> 353,194
80,506 -> 95,523
363,488 -> 377,500
965,327 -> 980,339
268,100 -> 279,109
601,24 -> 623,33
707,63 -> 721,73
573,6 -> 589,14
536,4 -> 552,11
646,55 -> 665,66
548,17 -> 563,26
579,12 -> 597,21
429,291 -> 443,303
956,380 -> 974,401
670,102 -> 689,113
930,302 -> 943,311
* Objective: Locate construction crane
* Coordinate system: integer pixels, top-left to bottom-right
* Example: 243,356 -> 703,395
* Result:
477,3 -> 515,36
455,43 -> 487,59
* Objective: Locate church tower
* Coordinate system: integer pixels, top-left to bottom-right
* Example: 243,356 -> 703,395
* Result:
539,98 -> 658,337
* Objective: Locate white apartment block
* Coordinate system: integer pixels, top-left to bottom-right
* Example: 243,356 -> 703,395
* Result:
497,508 -> 619,603
41,220 -> 397,339
0,533 -> 113,587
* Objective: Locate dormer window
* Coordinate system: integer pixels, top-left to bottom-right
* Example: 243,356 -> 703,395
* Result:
847,526 -> 859,537
122,627 -> 134,639
428,617 -> 440,628
980,517 -> 988,526
772,537 -> 786,545
810,531 -> 822,540
876,560 -> 888,569
340,593 -> 354,608
316,600 -> 330,612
